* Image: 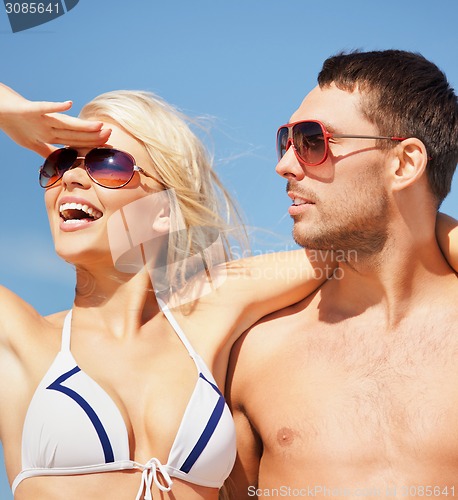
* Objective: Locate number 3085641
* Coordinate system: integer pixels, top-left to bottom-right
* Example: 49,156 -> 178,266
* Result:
5,3 -> 60,14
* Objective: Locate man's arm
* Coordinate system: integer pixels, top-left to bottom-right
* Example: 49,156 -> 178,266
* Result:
226,411 -> 262,499
225,333 -> 263,499
437,213 -> 458,272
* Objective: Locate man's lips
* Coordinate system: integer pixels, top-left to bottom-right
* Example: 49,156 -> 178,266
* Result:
290,197 -> 314,206
287,190 -> 316,204
287,192 -> 315,216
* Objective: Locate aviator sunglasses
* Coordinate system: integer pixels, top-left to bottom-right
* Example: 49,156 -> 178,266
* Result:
277,120 -> 406,166
39,147 -> 161,189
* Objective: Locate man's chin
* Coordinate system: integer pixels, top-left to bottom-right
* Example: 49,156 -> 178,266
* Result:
292,226 -> 328,250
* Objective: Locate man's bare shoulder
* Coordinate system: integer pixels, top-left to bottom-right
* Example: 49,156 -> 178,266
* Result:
422,273 -> 458,321
230,290 -> 318,374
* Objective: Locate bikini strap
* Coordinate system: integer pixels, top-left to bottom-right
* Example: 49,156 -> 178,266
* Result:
62,304 -> 198,360
61,310 -> 73,352
156,298 -> 197,359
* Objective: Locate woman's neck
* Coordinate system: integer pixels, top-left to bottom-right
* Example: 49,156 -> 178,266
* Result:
73,265 -> 160,338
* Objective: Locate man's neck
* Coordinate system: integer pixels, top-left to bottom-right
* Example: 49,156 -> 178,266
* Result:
318,228 -> 455,328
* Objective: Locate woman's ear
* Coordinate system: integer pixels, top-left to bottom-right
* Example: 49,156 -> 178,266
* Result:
151,206 -> 170,234
390,138 -> 428,192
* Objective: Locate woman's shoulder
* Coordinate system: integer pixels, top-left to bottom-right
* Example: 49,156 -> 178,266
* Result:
0,285 -> 66,345
0,285 -> 39,332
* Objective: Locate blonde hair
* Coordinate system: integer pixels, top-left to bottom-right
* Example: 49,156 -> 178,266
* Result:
80,90 -> 248,292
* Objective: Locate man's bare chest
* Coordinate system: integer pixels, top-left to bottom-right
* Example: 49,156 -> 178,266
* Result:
252,316 -> 458,465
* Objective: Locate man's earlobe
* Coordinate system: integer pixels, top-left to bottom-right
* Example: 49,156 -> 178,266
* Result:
391,138 -> 428,191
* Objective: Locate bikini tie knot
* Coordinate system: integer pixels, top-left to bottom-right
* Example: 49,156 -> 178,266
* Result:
135,457 -> 173,500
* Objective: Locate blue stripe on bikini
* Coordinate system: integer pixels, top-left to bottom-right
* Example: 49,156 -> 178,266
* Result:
47,366 -> 115,463
179,373 -> 224,473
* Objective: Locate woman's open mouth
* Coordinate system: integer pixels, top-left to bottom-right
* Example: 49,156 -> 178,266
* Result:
59,202 -> 103,228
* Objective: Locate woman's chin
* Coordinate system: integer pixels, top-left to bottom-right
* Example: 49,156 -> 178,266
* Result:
54,245 -> 112,271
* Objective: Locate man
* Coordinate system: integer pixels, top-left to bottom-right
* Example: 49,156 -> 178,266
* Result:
227,50 -> 458,498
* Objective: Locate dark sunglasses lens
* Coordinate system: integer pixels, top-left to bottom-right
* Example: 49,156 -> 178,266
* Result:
39,148 -> 77,187
277,127 -> 290,160
85,149 -> 135,188
293,121 -> 326,165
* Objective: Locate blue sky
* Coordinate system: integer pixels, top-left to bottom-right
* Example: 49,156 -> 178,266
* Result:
1,0 -> 458,496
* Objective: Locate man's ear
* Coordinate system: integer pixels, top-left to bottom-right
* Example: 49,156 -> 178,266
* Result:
390,138 -> 428,192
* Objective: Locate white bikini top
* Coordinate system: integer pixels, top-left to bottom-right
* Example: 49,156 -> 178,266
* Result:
12,303 -> 236,499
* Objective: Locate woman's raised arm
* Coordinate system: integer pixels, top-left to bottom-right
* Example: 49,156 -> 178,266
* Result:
0,82 -> 110,157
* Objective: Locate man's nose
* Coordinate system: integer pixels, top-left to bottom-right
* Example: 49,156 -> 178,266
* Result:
275,145 -> 306,181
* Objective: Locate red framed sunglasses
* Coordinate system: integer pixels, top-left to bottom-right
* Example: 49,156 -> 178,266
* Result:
39,147 -> 162,189
277,120 -> 406,166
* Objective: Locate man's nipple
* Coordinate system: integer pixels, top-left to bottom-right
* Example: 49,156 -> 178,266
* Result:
277,427 -> 297,447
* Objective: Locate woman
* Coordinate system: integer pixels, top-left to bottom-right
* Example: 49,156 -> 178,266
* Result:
0,83 -> 457,500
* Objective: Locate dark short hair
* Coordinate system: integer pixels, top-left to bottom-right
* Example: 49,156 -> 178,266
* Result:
318,50 -> 458,206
